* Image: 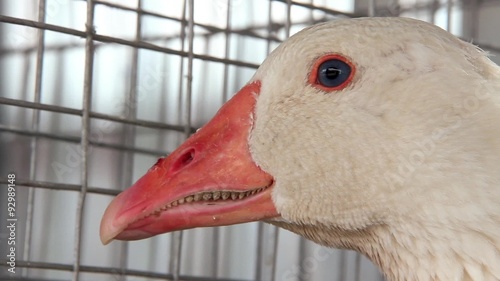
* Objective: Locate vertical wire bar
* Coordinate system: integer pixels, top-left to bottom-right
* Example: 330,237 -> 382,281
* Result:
255,2 -> 273,279
19,53 -> 32,102
354,252 -> 362,281
275,1 -> 287,278
270,229 -> 279,281
23,0 -> 46,276
278,6 -> 292,281
266,0 -> 273,56
256,225 -> 280,281
430,0 -> 438,24
221,0 -> 232,103
297,238 -> 306,281
337,250 -> 346,281
285,0 -> 292,38
266,2 -> 293,280
255,222 -> 278,281
176,0 -> 187,145
184,0 -> 194,140
446,0 -> 452,32
255,2 -> 284,280
255,225 -> 264,280
171,1 -> 195,280
255,2 -> 283,280
212,1 -> 233,276
170,0 -> 187,277
170,231 -> 183,281
390,0 -> 400,17
73,1 -> 95,280
201,43 -> 220,275
116,1 -> 143,280
368,0 -> 376,17
308,0 -> 314,25
469,0 -> 478,40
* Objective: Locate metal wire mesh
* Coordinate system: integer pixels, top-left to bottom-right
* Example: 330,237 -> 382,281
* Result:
0,1 -> 498,281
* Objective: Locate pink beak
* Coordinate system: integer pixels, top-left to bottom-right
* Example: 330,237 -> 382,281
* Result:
100,81 -> 279,244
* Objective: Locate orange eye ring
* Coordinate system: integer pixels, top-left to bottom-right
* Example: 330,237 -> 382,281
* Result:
308,54 -> 356,91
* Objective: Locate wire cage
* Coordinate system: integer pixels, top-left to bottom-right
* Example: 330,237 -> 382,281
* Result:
0,1 -> 499,281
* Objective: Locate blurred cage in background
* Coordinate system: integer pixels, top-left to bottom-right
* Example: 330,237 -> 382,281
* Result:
0,0 -> 499,281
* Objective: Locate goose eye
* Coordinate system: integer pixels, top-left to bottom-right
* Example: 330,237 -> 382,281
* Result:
309,54 -> 355,91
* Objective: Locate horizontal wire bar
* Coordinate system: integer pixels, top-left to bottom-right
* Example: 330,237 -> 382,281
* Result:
0,261 -> 252,281
0,41 -> 103,56
0,278 -> 66,281
0,177 -> 120,196
0,96 -> 81,114
0,124 -> 168,156
1,124 -> 79,143
94,0 -> 361,25
0,25 -> 279,57
0,97 -> 197,133
91,0 -> 283,42
274,0 -> 366,18
0,15 -> 261,69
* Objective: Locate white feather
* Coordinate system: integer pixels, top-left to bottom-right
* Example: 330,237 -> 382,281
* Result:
248,17 -> 500,281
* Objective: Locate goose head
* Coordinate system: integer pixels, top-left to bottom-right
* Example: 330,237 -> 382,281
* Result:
101,17 -> 500,280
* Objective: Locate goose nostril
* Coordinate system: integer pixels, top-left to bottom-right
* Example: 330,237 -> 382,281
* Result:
170,148 -> 196,173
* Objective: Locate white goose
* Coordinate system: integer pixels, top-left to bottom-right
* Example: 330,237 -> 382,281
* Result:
100,17 -> 500,281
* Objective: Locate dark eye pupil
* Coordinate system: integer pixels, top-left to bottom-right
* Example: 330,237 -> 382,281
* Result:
324,67 -> 341,79
317,59 -> 351,88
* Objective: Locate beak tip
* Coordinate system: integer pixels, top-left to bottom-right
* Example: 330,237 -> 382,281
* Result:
99,224 -> 116,245
100,199 -> 123,246
100,219 -> 126,245
100,238 -> 112,245
100,230 -> 114,245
